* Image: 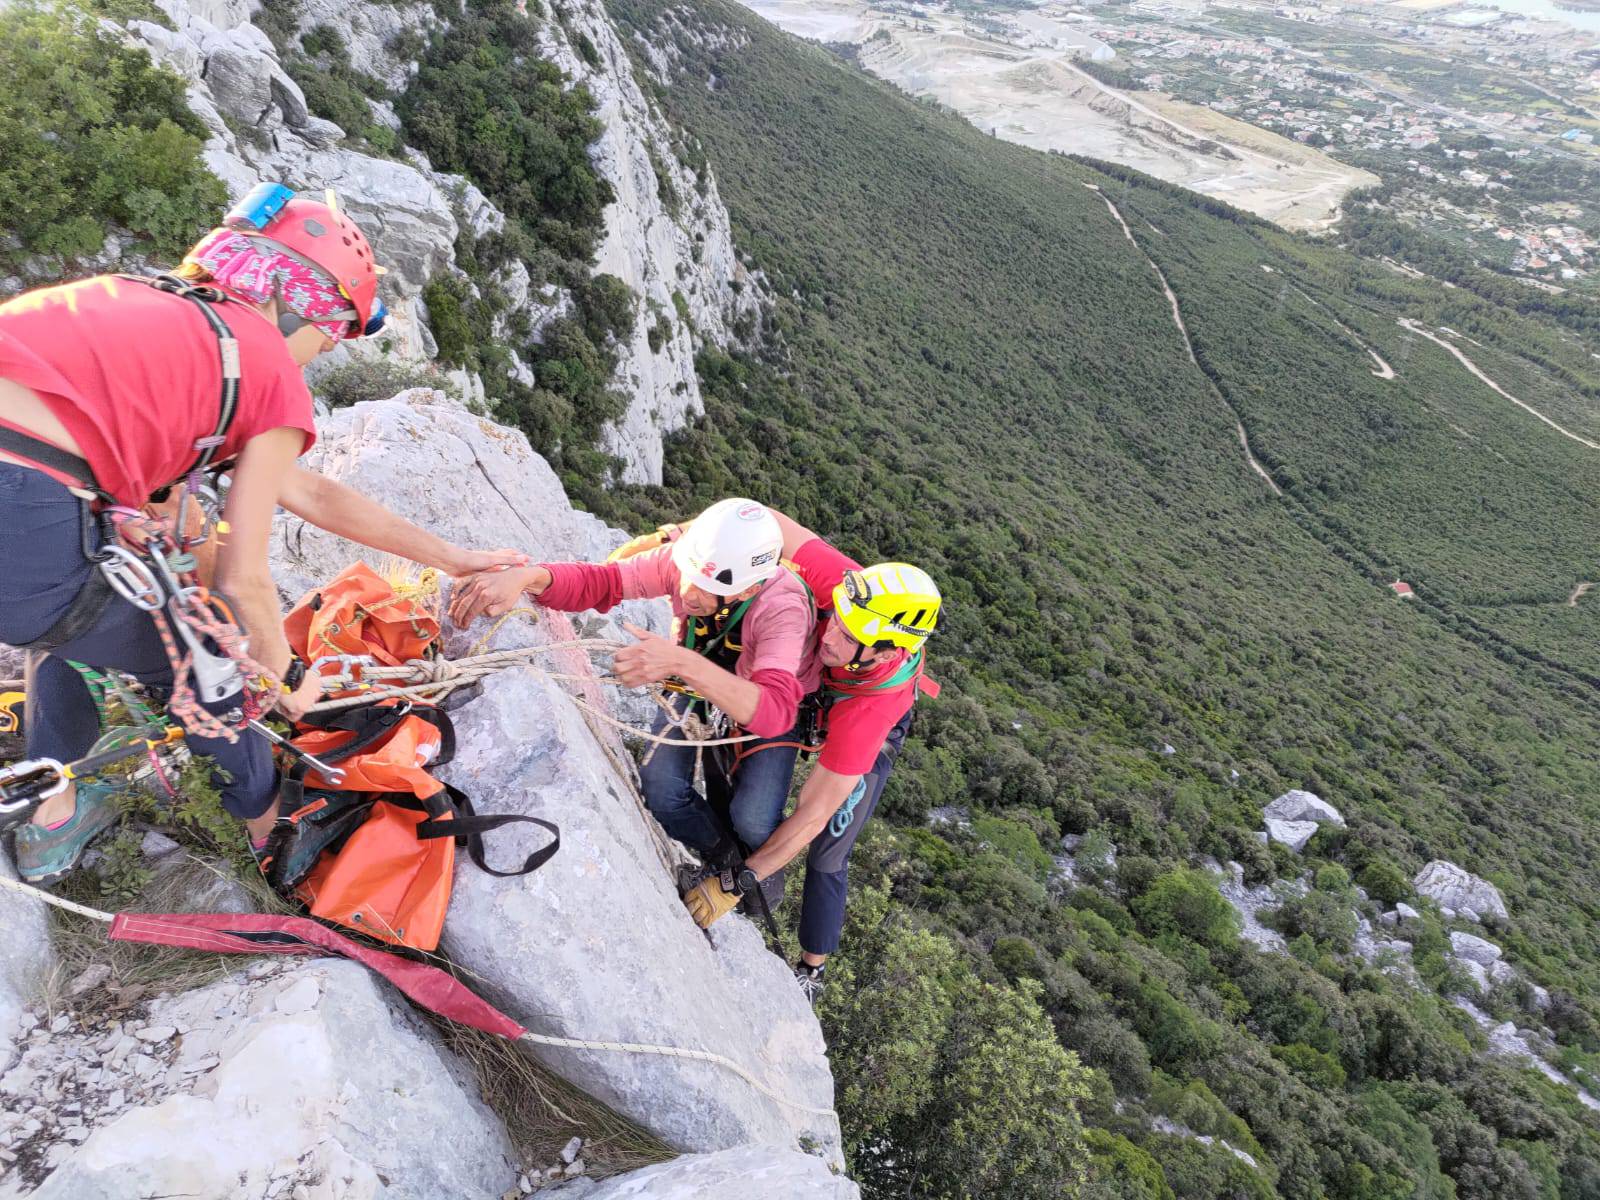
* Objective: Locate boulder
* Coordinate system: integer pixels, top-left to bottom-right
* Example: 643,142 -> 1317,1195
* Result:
1265,818 -> 1319,853
0,858 -> 52,1047
567,1145 -> 860,1199
1449,931 -> 1503,966
437,668 -> 843,1161
1263,789 -> 1345,827
1413,861 -> 1508,924
22,960 -> 518,1199
272,392 -> 613,575
1396,901 -> 1421,922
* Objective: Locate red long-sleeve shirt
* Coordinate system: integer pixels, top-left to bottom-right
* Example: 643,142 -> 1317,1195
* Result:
536,546 -> 820,737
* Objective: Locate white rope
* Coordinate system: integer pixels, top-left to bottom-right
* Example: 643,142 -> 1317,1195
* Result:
306,642 -> 758,749
0,872 -> 114,922
519,1031 -> 834,1116
0,873 -> 829,1116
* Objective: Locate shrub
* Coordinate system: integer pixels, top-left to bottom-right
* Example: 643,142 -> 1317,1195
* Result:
1133,869 -> 1240,949
0,1 -> 225,272
1359,859 -> 1412,906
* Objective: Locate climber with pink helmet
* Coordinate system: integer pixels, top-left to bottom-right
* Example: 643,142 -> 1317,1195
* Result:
0,182 -> 524,886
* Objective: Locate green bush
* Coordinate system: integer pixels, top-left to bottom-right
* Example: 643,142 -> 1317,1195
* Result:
423,275 -> 474,368
1359,860 -> 1412,906
1133,869 -> 1240,949
0,0 -> 224,272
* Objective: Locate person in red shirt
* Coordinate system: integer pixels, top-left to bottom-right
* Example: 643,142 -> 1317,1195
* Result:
663,511 -> 942,1004
0,183 -> 522,884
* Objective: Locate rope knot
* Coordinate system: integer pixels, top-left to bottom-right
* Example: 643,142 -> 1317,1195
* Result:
408,657 -> 459,684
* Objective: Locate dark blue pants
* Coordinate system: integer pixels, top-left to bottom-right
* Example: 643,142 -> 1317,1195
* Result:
637,693 -> 801,857
798,707 -> 912,957
0,463 -> 275,819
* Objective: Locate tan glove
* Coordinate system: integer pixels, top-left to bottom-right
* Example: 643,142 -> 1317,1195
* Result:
605,523 -> 682,564
681,866 -> 745,929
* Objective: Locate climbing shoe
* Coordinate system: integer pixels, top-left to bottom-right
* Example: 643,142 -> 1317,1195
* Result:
795,960 -> 826,1007
12,783 -> 121,886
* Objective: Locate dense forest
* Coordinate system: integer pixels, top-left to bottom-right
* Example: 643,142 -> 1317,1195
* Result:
9,0 -> 1600,1193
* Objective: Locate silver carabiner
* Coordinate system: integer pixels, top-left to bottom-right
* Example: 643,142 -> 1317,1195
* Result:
98,545 -> 163,611
165,596 -> 245,704
0,757 -> 68,831
316,653 -> 375,690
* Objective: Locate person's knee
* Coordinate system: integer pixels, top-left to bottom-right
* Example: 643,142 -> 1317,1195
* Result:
732,805 -> 781,853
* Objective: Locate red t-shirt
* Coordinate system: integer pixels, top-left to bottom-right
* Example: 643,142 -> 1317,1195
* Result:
0,276 -> 317,505
789,536 -> 919,776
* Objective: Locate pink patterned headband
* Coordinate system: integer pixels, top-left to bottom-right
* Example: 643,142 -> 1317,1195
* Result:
185,229 -> 356,342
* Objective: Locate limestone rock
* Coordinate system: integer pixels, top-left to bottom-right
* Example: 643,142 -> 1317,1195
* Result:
1449,931 -> 1503,966
1460,960 -> 1491,994
1414,861 -> 1509,924
26,961 -> 518,1199
1210,861 -> 1300,953
0,857 -> 53,1048
1265,818 -> 1319,853
1263,789 -> 1345,827
269,393 -> 665,682
533,2 -> 761,485
573,1145 -> 860,1199
438,669 -> 842,1161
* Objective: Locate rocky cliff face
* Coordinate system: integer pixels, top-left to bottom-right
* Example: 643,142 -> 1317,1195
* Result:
121,0 -> 758,482
0,392 -> 854,1197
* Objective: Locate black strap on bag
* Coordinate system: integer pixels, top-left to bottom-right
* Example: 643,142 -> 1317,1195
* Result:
414,784 -> 561,879
273,701 -> 559,884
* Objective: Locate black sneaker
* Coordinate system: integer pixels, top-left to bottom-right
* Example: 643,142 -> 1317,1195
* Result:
795,960 -> 825,1006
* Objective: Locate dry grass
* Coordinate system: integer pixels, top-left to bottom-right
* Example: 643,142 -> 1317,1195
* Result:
433,1019 -> 675,1180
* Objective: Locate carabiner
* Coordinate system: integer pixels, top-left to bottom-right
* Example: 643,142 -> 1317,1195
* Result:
98,545 -> 163,611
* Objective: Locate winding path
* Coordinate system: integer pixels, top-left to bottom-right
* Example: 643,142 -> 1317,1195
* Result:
1086,184 -> 1281,495
1398,319 -> 1600,451
1291,286 -> 1395,380
1570,582 -> 1595,608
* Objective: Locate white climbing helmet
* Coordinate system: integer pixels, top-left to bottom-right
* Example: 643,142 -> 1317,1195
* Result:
671,498 -> 784,597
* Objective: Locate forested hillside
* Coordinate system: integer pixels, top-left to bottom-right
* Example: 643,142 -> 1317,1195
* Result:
589,0 -> 1600,1194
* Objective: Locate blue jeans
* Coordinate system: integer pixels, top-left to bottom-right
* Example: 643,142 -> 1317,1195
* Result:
798,706 -> 912,956
637,693 -> 801,858
0,463 -> 275,819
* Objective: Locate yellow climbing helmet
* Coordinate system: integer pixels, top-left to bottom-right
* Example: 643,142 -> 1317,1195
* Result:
832,562 -> 942,653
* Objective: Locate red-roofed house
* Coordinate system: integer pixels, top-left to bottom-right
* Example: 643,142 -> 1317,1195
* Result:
1389,581 -> 1414,598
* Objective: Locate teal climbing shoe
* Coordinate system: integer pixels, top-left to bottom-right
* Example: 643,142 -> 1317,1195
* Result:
13,783 -> 121,886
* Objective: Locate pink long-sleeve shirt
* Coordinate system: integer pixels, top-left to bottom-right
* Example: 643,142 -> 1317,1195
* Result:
536,546 -> 820,737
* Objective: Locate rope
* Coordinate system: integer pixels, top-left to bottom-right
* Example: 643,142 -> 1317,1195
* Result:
518,1031 -> 833,1116
305,642 -> 760,750
0,873 -> 114,923
0,873 -> 831,1116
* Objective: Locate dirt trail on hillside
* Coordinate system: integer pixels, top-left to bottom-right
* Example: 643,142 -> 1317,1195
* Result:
1291,286 -> 1395,379
1570,582 -> 1595,607
1399,319 -> 1600,451
1087,185 -> 1282,496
